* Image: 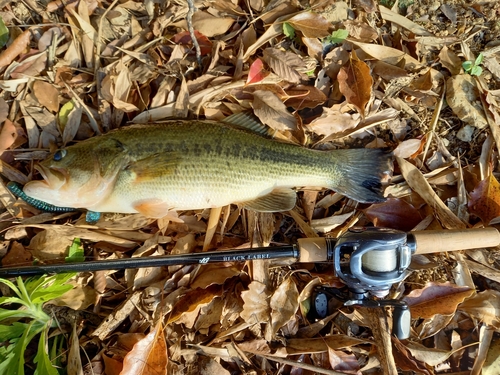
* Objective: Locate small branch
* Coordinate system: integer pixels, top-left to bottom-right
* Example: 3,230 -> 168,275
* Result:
186,0 -> 202,68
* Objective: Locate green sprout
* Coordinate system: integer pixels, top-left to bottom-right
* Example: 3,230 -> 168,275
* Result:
283,22 -> 295,39
463,53 -> 484,76
325,29 -> 349,45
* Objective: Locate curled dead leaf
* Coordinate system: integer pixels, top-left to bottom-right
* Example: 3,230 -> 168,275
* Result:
468,173 -> 500,225
287,12 -> 331,38
270,277 -> 299,335
120,320 -> 168,375
403,282 -> 474,319
337,53 -> 372,118
0,29 -> 32,69
240,281 -> 271,324
459,290 -> 500,328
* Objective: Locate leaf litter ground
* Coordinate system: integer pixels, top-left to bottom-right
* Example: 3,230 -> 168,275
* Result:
1,0 -> 500,374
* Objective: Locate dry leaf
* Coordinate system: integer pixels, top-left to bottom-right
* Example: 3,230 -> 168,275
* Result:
262,48 -> 307,84
403,282 -> 474,319
446,75 -> 488,129
270,277 -> 299,335
283,336 -> 369,355
33,81 -> 60,112
405,341 -> 460,367
287,12 -> 331,38
393,138 -> 423,158
246,58 -> 269,85
337,53 -> 372,118
396,156 -> 466,229
167,284 -> 223,324
67,323 -> 83,375
192,11 -> 235,37
306,107 -> 359,136
328,347 -> 360,374
364,198 -> 422,231
284,85 -> 327,110
0,29 -> 32,68
50,284 -> 97,310
1,241 -> 32,267
240,280 -> 271,324
120,320 -> 168,375
252,90 -> 297,131
468,173 -> 500,224
392,338 -> 433,375
459,290 -> 500,328
0,119 -> 17,154
438,46 -> 462,75
0,97 -> 9,123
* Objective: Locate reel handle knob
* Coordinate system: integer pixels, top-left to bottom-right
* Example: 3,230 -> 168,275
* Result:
392,303 -> 411,340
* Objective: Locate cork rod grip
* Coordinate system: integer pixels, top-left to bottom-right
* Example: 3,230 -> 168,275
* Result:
412,227 -> 500,254
297,237 -> 328,262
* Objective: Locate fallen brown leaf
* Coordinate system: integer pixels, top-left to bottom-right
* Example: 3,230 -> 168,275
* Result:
120,320 -> 168,375
286,12 -> 331,38
0,29 -> 32,69
468,173 -> 500,225
337,52 -> 372,118
403,282 -> 474,319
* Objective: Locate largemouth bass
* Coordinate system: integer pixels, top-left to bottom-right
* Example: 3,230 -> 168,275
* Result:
23,120 -> 391,218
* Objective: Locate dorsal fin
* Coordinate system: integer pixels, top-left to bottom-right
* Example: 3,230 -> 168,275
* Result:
223,112 -> 275,137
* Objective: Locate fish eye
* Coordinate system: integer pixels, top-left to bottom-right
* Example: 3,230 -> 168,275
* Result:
53,149 -> 67,161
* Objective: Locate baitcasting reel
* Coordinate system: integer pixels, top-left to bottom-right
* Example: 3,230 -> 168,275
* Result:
309,227 -> 416,339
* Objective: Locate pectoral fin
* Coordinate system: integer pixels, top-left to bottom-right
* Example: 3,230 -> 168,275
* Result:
240,188 -> 297,212
127,153 -> 181,183
132,199 -> 172,218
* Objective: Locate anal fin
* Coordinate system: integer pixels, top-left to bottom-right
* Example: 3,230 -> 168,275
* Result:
240,188 -> 296,212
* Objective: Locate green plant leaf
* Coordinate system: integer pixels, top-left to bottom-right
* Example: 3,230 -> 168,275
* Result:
29,273 -> 75,305
66,238 -> 85,262
327,29 -> 348,44
7,320 -> 36,375
0,278 -> 22,298
0,344 -> 16,375
475,53 -> 484,66
462,60 -> 473,72
0,17 -> 9,48
0,308 -> 34,321
0,322 -> 28,341
34,330 -> 59,375
471,65 -> 482,76
283,22 -> 295,39
58,99 -> 74,130
0,296 -> 27,306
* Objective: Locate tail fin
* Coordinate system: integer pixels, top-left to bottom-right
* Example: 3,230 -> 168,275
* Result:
331,148 -> 392,203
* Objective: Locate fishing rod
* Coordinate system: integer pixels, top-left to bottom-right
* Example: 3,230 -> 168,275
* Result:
1,226 -> 499,339
1,227 -> 497,278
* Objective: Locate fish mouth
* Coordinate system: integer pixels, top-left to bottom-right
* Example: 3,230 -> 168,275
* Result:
34,163 -> 68,190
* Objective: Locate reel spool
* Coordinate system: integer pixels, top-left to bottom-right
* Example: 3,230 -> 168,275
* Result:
334,227 -> 415,297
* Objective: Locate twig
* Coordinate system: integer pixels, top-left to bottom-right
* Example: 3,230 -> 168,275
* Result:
186,0 -> 202,68
360,307 -> 398,375
258,354 -> 354,375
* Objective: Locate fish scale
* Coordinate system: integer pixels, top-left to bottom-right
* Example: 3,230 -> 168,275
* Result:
23,120 -> 391,218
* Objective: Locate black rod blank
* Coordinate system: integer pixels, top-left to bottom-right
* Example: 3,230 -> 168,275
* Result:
0,245 -> 299,277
